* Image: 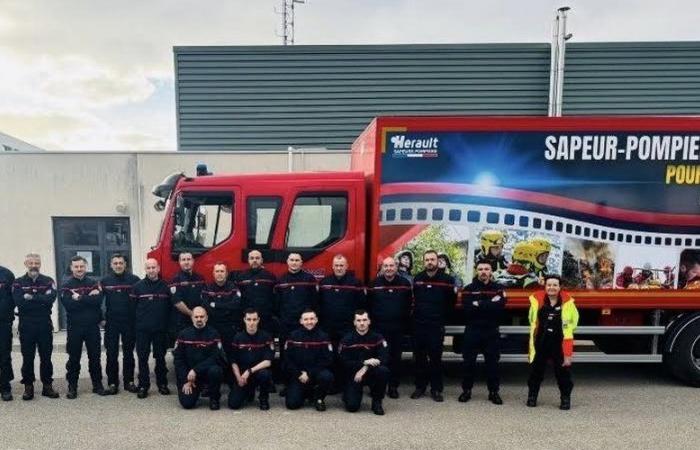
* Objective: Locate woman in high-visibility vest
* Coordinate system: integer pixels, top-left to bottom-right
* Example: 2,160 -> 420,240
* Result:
526,274 -> 579,410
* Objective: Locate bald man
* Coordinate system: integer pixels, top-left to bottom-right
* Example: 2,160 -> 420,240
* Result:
233,250 -> 278,334
173,306 -> 223,410
130,258 -> 172,399
368,257 -> 412,398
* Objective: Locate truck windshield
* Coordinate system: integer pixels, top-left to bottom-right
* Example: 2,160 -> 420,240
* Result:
172,192 -> 233,255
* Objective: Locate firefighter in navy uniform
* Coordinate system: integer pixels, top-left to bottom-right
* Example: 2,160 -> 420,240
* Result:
0,264 -> 15,401
12,253 -> 59,400
234,250 -> 278,335
59,255 -> 106,398
202,262 -> 243,349
283,309 -> 334,411
459,261 -> 507,404
367,256 -> 412,399
169,252 -> 205,338
410,250 -> 456,402
100,253 -> 141,395
318,254 -> 365,389
275,252 -> 318,394
173,306 -> 223,410
227,308 -> 274,410
339,310 -> 390,415
131,258 -> 172,399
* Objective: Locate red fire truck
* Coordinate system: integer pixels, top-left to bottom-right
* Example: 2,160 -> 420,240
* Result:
149,116 -> 700,386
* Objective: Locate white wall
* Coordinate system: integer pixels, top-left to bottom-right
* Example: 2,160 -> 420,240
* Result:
0,151 -> 349,328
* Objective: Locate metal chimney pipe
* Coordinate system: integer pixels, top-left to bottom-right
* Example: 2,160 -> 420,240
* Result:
555,7 -> 571,116
547,12 -> 560,117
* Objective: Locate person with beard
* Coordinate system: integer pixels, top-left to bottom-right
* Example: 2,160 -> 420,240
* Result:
410,250 -> 456,402
0,263 -> 15,401
12,253 -> 60,400
459,262 -> 506,405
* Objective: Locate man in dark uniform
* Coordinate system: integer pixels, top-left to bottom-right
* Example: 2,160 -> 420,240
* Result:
59,255 -> 106,398
131,258 -> 171,399
339,310 -> 390,415
227,308 -> 274,410
318,254 -> 365,388
284,309 -> 333,411
411,250 -> 456,402
101,253 -> 141,395
0,264 -> 15,401
459,261 -> 506,405
367,256 -> 412,399
201,262 -> 243,356
170,252 -> 205,336
174,306 -> 223,410
234,250 -> 278,335
275,252 -> 318,393
12,253 -> 59,400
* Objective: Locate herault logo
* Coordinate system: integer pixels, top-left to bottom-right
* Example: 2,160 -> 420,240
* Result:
389,135 -> 440,158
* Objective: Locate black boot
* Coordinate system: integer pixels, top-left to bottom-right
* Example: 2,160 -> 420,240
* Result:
259,396 -> 270,410
92,382 -> 107,396
125,382 -> 139,393
157,385 -> 171,395
488,391 -> 503,405
42,384 -> 60,399
137,387 -> 148,399
410,388 -> 425,399
105,384 -> 118,395
209,398 -> 220,410
22,383 -> 34,401
458,390 -> 472,403
560,394 -> 571,410
66,384 -> 78,399
1,389 -> 12,401
526,389 -> 538,407
387,386 -> 399,399
371,399 -> 385,416
430,390 -> 444,402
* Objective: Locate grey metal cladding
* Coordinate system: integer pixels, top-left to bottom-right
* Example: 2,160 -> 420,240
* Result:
174,44 -> 551,151
563,41 -> 700,115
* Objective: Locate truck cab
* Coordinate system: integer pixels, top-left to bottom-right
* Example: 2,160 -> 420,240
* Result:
148,168 -> 366,282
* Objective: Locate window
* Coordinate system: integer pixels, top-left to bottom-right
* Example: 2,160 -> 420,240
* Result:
519,216 -> 529,227
173,192 -> 233,253
665,238 -> 672,246
685,238 -> 692,246
675,238 -> 682,246
593,230 -> 599,239
449,209 -> 462,221
565,224 -> 573,234
533,218 -> 542,229
467,211 -> 480,222
601,231 -> 608,240
504,214 -> 515,225
556,222 -> 564,232
635,236 -> 642,244
574,225 -> 581,235
486,212 -> 499,224
545,220 -> 553,231
644,236 -> 651,245
584,228 -> 590,237
625,234 -> 632,243
400,208 -> 413,220
386,210 -> 396,221
286,195 -> 347,249
417,208 -> 427,220
432,209 -> 444,221
609,232 -> 616,241
655,237 -> 662,245
247,197 -> 281,248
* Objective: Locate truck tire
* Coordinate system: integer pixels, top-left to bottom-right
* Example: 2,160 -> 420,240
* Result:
666,319 -> 700,387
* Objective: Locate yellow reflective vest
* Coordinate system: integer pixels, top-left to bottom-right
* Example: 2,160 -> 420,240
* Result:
528,291 -> 579,363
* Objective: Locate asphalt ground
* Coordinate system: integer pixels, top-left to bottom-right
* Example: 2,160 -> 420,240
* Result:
0,336 -> 698,450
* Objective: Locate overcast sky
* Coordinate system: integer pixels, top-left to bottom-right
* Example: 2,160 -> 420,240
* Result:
1,0 -> 698,150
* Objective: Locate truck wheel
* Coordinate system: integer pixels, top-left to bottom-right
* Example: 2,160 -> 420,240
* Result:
666,319 -> 700,387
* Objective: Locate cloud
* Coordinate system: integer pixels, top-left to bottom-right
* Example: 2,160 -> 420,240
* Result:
0,0 -> 699,150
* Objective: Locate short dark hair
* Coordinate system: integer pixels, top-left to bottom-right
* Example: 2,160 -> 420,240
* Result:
353,309 -> 369,319
543,274 -> 562,284
423,249 -> 438,258
243,307 -> 259,317
300,308 -> 317,317
178,252 -> 193,260
110,253 -> 127,263
70,255 -> 87,264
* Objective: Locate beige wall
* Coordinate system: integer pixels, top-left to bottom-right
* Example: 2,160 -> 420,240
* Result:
0,151 -> 349,328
